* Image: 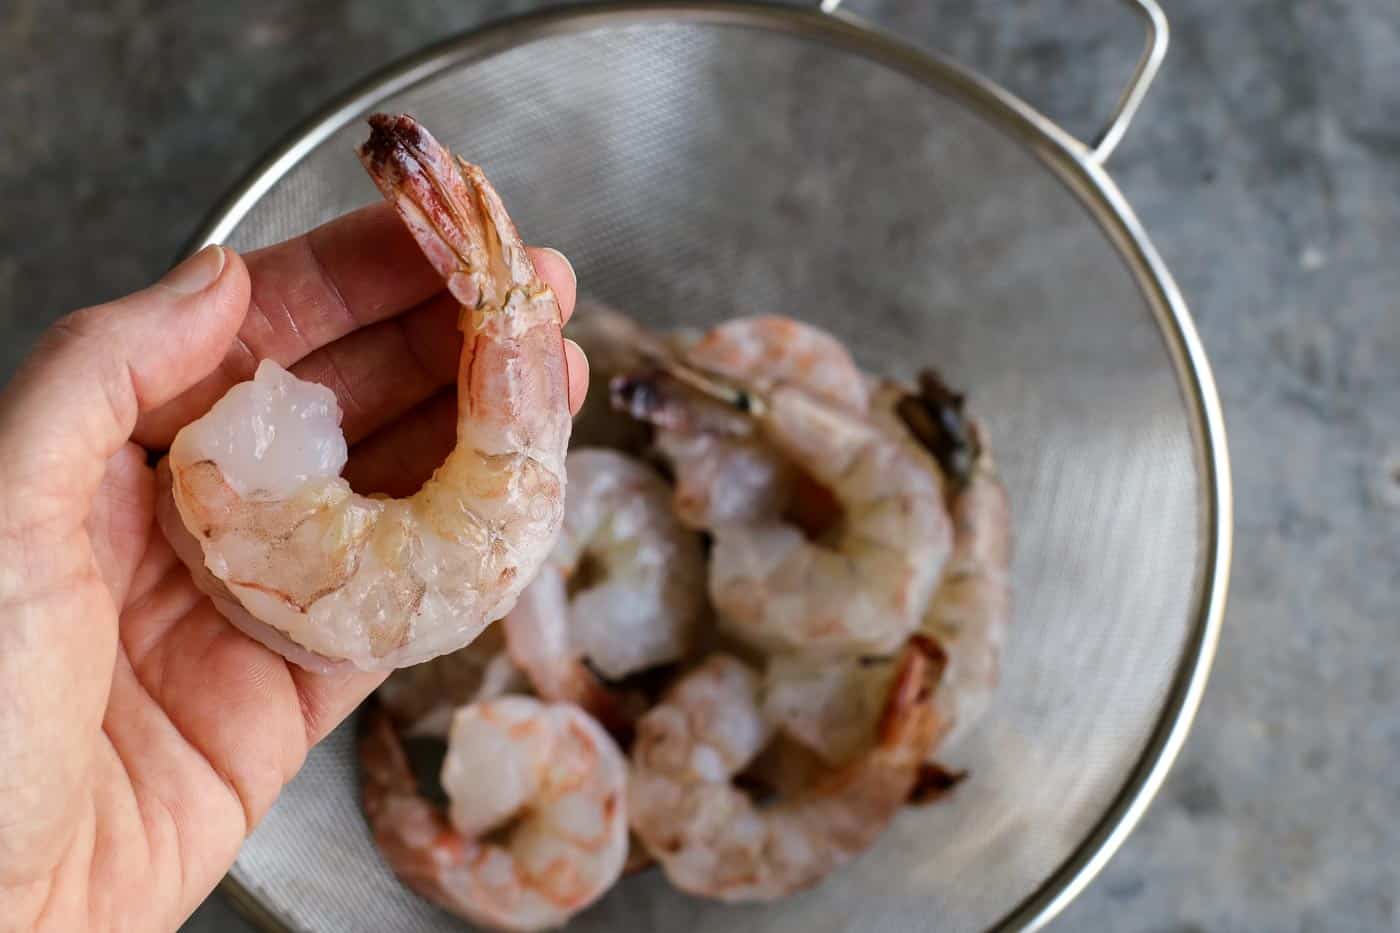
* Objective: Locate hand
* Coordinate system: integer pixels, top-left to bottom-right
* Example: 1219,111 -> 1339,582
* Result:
0,204 -> 588,932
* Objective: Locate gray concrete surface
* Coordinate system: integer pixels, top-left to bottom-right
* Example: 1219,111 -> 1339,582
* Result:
2,1 -> 1396,931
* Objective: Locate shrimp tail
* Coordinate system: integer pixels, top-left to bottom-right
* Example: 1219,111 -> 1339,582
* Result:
877,635 -> 949,757
610,371 -> 754,437
358,113 -> 531,311
908,761 -> 969,805
894,368 -> 979,486
609,371 -> 692,431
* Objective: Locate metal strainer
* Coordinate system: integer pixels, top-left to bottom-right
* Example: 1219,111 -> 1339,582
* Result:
192,2 -> 1231,930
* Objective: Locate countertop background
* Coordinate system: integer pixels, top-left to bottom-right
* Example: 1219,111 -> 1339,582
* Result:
3,1 -> 1396,931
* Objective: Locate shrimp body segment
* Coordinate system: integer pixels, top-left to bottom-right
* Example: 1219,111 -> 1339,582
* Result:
706,386 -> 951,656
918,421 -> 1011,747
361,696 -> 628,932
684,315 -> 870,411
504,448 -> 705,724
628,642 -> 943,901
634,316 -> 870,530
167,114 -> 570,671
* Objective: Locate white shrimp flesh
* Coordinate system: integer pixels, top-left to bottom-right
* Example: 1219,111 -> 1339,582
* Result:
163,113 -> 570,671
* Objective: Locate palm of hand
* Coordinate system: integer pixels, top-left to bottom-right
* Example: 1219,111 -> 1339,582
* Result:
16,440 -> 363,932
0,204 -> 583,931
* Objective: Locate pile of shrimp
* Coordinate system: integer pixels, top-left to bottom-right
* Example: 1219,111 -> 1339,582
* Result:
173,114 -> 1012,929
359,303 -> 1011,928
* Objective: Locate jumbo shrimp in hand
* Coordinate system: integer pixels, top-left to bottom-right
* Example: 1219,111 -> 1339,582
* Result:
162,114 -> 571,671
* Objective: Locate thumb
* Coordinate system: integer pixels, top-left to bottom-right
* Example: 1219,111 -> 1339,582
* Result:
0,244 -> 250,529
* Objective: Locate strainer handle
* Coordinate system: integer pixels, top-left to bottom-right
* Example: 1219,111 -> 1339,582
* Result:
819,0 -> 1168,164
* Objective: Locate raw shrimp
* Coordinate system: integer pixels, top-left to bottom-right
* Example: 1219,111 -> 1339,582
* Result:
616,369 -> 950,656
892,372 -> 1012,748
763,375 -> 1011,761
625,316 -> 869,530
504,448 -> 705,694
376,624 -> 523,736
504,448 -> 705,719
627,639 -> 944,901
165,114 -> 570,671
361,696 -> 628,932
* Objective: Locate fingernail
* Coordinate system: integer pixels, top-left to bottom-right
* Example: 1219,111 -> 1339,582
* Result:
540,247 -> 577,291
564,338 -> 589,414
161,244 -> 226,295
564,338 -> 589,379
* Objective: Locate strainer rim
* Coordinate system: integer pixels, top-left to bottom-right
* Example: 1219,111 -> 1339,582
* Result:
190,4 -> 1232,931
